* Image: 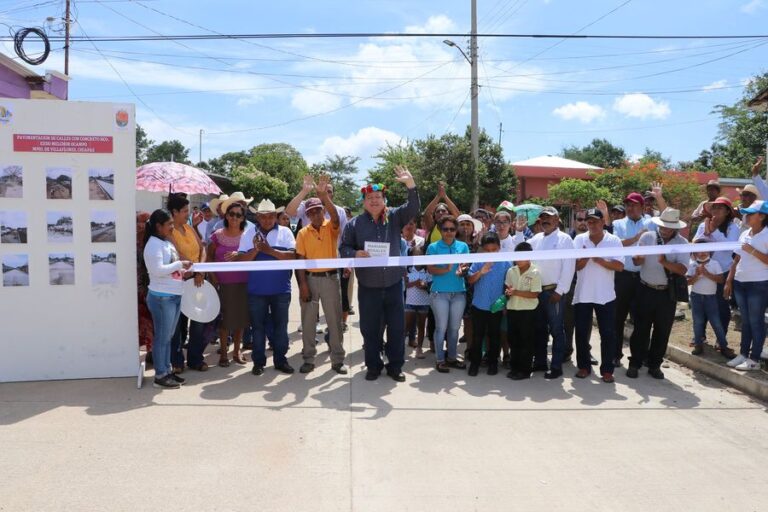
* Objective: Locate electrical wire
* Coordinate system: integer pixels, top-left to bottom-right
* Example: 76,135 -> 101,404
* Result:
13,26 -> 50,64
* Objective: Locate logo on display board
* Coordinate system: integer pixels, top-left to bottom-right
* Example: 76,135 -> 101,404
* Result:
115,109 -> 129,128
0,105 -> 12,125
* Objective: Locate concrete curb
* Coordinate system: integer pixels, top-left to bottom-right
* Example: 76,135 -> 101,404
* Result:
665,344 -> 768,403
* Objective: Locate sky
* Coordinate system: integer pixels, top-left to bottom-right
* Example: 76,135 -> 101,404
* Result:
1,0 -> 767,180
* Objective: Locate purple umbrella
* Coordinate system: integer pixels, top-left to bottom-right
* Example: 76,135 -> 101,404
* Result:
136,161 -> 222,195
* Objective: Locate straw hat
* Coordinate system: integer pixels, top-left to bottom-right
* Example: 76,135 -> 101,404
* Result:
651,208 -> 687,229
219,191 -> 253,214
209,194 -> 229,212
248,199 -> 277,215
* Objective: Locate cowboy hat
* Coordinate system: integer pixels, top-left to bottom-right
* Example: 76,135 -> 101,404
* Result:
651,208 -> 687,229
209,194 -> 229,212
248,199 -> 277,215
736,184 -> 761,198
219,191 -> 254,214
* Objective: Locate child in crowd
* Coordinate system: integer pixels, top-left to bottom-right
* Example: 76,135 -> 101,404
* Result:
405,244 -> 432,359
687,239 -> 736,358
505,242 -> 542,380
466,232 -> 511,376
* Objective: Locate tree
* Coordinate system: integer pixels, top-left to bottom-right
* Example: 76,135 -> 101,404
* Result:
368,142 -> 422,207
561,138 -> 627,169
206,151 -> 250,176
637,148 -> 671,170
144,140 -> 191,164
548,179 -> 612,209
707,72 -> 768,178
231,165 -> 290,205
135,124 -> 153,166
246,143 -> 308,196
309,155 -> 360,209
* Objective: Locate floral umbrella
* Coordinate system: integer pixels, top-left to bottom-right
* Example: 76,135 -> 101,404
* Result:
135,161 -> 222,195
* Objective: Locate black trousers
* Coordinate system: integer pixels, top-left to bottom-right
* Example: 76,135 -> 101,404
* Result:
628,284 -> 676,370
507,309 -> 536,374
469,307 -> 502,366
614,270 -> 641,360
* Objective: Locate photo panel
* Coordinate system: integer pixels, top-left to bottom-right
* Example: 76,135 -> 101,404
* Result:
2,253 -> 29,287
46,211 -> 74,243
90,210 -> 116,243
49,252 -> 75,285
88,168 -> 114,200
46,167 -> 73,199
0,211 -> 28,244
0,165 -> 23,198
91,252 -> 117,285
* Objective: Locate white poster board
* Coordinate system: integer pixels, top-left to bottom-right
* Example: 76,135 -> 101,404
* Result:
0,99 -> 137,382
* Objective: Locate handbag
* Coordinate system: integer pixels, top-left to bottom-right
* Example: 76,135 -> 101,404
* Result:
656,231 -> 689,303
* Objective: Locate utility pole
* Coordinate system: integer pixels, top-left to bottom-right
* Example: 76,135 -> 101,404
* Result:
470,0 -> 479,211
498,122 -> 503,147
199,129 -> 203,165
64,0 -> 71,75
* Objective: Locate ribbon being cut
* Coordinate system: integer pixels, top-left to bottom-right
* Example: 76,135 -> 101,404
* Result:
193,241 -> 742,273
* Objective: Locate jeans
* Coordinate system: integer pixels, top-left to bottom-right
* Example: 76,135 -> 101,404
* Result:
614,270 -> 640,360
575,301 -> 616,375
690,292 -> 728,348
732,280 -> 768,361
171,312 -> 207,369
534,289 -> 566,370
469,306 -> 502,366
358,282 -> 406,374
146,293 -> 181,378
248,293 -> 291,368
430,292 -> 466,363
628,284 -> 676,370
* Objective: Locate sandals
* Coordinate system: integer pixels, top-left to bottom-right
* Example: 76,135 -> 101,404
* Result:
415,348 -> 425,359
232,353 -> 247,364
218,356 -> 230,367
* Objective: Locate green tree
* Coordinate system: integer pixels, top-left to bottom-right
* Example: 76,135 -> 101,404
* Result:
206,151 -> 250,176
707,72 -> 768,177
144,140 -> 191,164
309,155 -> 360,209
231,165 -> 289,205
561,138 -> 627,169
547,179 -> 613,209
368,142 -> 422,207
246,143 -> 308,196
637,148 -> 671,169
135,124 -> 153,166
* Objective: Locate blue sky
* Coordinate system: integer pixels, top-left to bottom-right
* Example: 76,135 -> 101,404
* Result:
2,0 -> 767,178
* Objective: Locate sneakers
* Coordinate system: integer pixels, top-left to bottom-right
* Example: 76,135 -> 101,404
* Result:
169,373 -> 186,385
331,363 -> 348,375
727,354 -> 748,368
734,359 -> 761,371
299,363 -> 315,374
153,375 -> 180,389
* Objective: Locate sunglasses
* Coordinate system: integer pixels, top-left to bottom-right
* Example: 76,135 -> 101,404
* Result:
227,212 -> 244,218
441,226 -> 457,232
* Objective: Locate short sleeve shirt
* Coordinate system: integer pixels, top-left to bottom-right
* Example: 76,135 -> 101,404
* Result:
295,219 -> 340,272
693,222 -> 739,273
637,231 -> 689,286
238,223 -> 296,295
505,265 -> 542,311
469,260 -> 512,311
686,259 -> 722,295
612,215 -> 657,272
573,232 -> 623,305
734,228 -> 768,282
426,239 -> 469,293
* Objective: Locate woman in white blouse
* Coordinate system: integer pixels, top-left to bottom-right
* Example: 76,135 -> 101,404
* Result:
724,200 -> 768,371
142,209 -> 192,389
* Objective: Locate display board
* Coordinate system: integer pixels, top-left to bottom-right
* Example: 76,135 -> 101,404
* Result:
0,99 -> 137,382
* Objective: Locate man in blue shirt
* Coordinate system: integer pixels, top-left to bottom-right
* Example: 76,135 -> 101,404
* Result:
611,192 -> 657,366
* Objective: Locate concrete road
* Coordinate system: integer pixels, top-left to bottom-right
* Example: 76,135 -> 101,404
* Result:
1,302 -> 766,512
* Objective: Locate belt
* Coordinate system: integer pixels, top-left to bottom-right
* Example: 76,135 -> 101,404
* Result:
620,270 -> 640,277
307,270 -> 337,277
641,280 -> 668,291
541,284 -> 557,291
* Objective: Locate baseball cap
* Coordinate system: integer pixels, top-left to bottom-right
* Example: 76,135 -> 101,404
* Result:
624,192 -> 644,205
585,208 -> 604,220
200,202 -> 211,211
538,206 -> 559,217
610,205 -> 625,213
739,200 -> 768,215
304,197 -> 323,211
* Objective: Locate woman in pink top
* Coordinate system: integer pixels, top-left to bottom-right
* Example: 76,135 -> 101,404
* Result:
207,202 -> 249,366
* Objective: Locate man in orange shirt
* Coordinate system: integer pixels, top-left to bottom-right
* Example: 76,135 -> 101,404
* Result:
295,175 -> 347,374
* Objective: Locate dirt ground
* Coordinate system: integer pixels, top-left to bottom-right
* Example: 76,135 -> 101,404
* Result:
47,182 -> 71,199
89,180 -> 111,200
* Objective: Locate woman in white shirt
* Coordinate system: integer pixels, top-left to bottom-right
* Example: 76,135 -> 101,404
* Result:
142,210 -> 192,389
724,200 -> 768,371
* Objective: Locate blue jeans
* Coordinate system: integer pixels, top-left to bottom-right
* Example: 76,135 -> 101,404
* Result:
575,301 -> 616,374
430,292 -> 466,363
358,282 -> 405,374
534,289 -> 566,370
732,280 -> 768,360
146,293 -> 181,378
690,292 -> 728,349
248,293 -> 291,368
715,272 -> 732,335
171,312 -> 207,369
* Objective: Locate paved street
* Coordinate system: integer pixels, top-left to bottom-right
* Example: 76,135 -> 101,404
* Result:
1,292 -> 767,512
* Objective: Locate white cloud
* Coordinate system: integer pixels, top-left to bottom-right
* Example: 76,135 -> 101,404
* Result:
612,93 -> 670,120
405,15 -> 456,34
702,79 -> 728,92
315,127 -> 403,162
552,101 -> 605,123
290,83 -> 344,115
740,0 -> 765,13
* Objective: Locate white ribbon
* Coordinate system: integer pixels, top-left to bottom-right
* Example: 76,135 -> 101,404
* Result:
192,241 -> 741,273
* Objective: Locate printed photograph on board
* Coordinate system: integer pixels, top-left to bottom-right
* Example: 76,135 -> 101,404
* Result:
0,165 -> 23,198
90,210 -> 116,243
46,167 -> 73,199
49,252 -> 75,285
91,252 -> 117,285
88,168 -> 114,200
47,211 -> 74,243
2,254 -> 29,287
0,211 -> 28,244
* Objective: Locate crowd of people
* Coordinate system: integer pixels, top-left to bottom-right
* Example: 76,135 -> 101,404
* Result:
138,157 -> 768,390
